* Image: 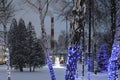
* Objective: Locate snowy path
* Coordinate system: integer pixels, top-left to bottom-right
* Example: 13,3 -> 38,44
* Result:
0,64 -> 108,80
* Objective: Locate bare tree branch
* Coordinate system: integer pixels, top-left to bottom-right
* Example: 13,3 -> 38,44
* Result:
43,0 -> 49,19
0,0 -> 15,25
6,0 -> 13,9
26,0 -> 38,9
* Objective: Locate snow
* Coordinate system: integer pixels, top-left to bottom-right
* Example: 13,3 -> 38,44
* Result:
0,64 -> 109,80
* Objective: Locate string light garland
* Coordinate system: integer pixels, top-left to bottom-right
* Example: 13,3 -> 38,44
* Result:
97,44 -> 108,72
108,44 -> 120,80
46,53 -> 56,80
65,46 -> 81,80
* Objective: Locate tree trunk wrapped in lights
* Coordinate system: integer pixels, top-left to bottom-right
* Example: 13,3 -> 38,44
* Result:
65,0 -> 86,80
24,0 -> 56,79
65,46 -> 81,80
108,1 -> 120,80
41,20 -> 56,80
97,44 -> 108,72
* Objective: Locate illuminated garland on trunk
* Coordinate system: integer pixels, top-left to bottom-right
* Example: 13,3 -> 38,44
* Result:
65,0 -> 86,80
108,44 -> 120,80
65,46 -> 81,80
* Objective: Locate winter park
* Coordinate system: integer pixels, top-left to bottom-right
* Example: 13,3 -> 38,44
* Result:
0,0 -> 120,80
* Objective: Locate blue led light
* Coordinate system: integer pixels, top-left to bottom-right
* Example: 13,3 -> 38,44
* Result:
46,53 -> 56,80
108,44 -> 120,80
97,44 -> 108,71
65,46 -> 81,80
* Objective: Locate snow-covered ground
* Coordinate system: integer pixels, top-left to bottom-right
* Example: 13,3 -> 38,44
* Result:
0,64 -> 109,80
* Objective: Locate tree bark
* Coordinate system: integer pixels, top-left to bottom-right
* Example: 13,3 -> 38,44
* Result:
33,65 -> 35,72
29,63 -> 31,72
19,65 -> 23,72
39,10 -> 56,80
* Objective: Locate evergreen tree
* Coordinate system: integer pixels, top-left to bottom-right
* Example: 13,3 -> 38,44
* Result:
97,44 -> 108,72
9,19 -> 45,72
16,18 -> 28,72
26,22 -> 45,72
9,18 -> 28,72
8,18 -> 18,68
32,39 -> 45,72
26,22 -> 37,72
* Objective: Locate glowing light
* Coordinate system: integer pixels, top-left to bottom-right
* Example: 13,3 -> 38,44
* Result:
97,44 -> 108,71
65,46 -> 81,80
108,44 -> 120,80
46,53 -> 56,80
53,57 -> 65,68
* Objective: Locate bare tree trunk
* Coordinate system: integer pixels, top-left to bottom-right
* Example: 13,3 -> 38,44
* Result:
19,65 -> 23,72
33,65 -> 35,72
29,63 -> 32,72
39,11 -> 56,80
3,25 -> 7,45
88,0 -> 92,79
25,0 -> 56,79
111,0 -> 116,46
0,0 -> 14,80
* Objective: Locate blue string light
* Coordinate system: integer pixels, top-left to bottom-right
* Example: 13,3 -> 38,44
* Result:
46,53 -> 56,80
97,44 -> 108,71
65,46 -> 81,80
108,44 -> 120,80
